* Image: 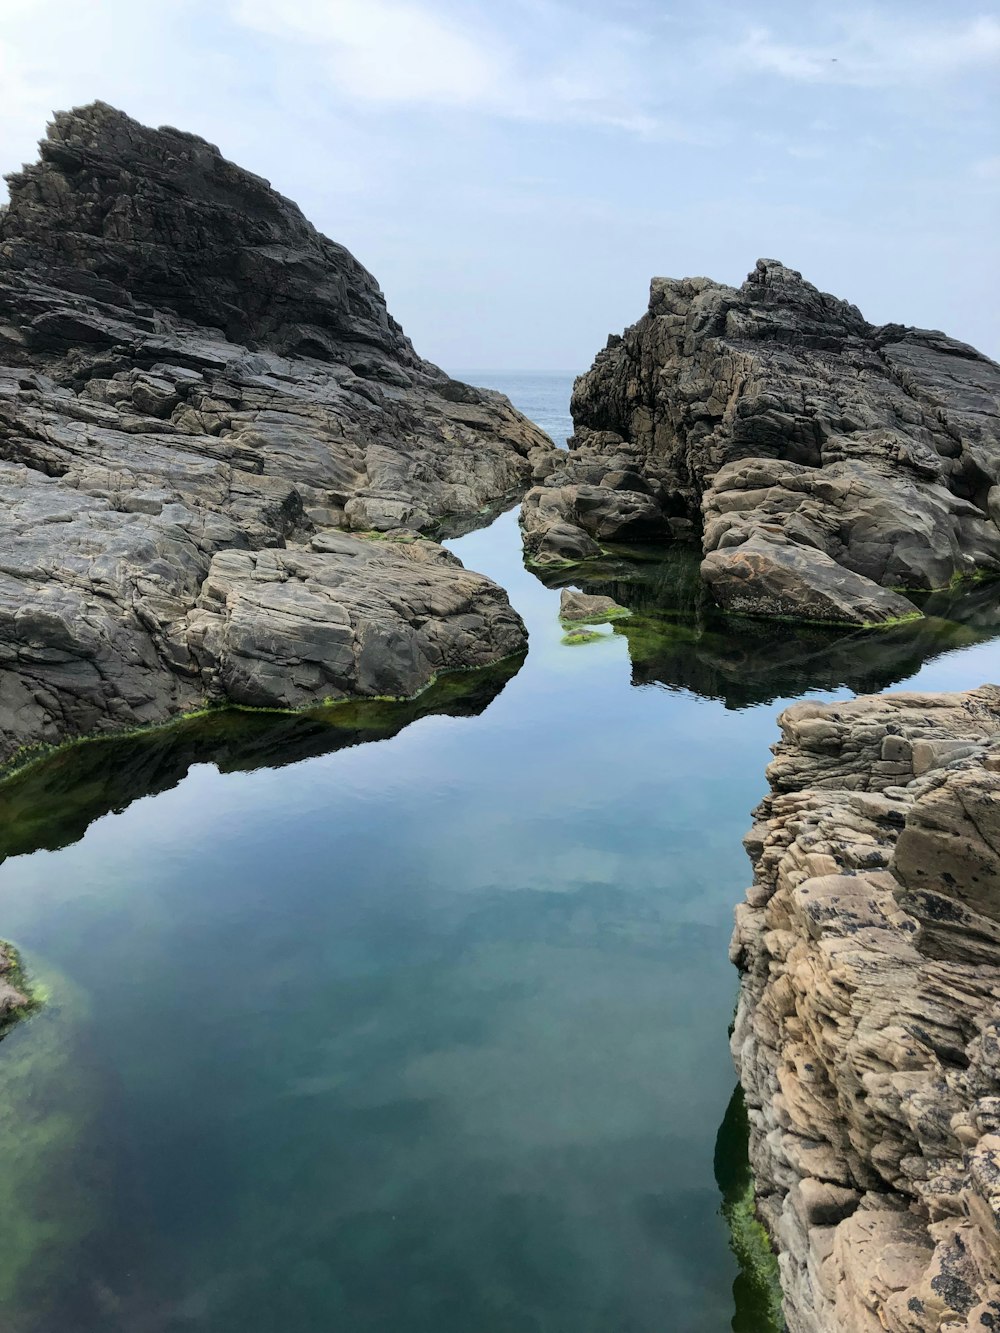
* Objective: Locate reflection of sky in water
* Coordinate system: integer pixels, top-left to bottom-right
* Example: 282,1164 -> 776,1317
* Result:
0,374 -> 996,1331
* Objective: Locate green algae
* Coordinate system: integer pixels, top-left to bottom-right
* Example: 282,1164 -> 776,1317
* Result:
0,941 -> 42,1039
714,1086 -> 786,1332
559,607 -> 632,629
0,654 -> 527,791
0,959 -> 127,1324
560,630 -> 607,646
0,655 -> 525,864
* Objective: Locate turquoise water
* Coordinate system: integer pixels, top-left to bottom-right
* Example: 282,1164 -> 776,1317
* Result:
0,373 -> 998,1332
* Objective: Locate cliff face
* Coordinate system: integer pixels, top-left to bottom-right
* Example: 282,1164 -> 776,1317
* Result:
0,104 -> 555,766
731,686 -> 1000,1331
522,260 -> 1000,627
0,102 -> 413,366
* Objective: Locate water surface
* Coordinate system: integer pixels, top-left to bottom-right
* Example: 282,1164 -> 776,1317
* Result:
0,373 -> 997,1332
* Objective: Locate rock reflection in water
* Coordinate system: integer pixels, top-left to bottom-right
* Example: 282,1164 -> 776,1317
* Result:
533,548 -> 1000,709
0,655 -> 523,865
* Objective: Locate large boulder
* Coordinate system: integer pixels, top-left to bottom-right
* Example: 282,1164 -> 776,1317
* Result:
522,259 -> 1000,624
0,104 -> 556,765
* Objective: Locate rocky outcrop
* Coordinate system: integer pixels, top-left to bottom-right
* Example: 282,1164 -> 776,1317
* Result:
731,686 -> 1000,1330
0,103 -> 555,765
523,260 -> 1000,626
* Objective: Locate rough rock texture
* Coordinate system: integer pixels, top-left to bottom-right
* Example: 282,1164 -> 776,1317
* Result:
523,260 -> 1000,625
0,103 -> 555,765
731,685 -> 1000,1330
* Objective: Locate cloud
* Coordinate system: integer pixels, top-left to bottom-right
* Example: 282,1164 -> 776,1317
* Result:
731,13 -> 1000,86
231,0 -> 501,108
229,0 -> 685,137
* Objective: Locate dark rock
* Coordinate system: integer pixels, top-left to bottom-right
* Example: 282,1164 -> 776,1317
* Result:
0,103 -> 557,765
524,259 -> 1000,624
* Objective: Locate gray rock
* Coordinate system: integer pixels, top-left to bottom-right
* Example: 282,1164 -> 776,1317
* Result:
185,537 -> 526,710
0,104 -> 556,765
701,534 -> 922,626
524,259 -> 1000,624
558,589 -> 629,624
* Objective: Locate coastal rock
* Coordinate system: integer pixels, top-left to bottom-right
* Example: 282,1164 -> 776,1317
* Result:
185,535 -> 526,709
558,589 -> 629,624
731,685 -> 1000,1330
524,260 -> 1000,624
0,104 -> 555,764
701,535 -> 922,626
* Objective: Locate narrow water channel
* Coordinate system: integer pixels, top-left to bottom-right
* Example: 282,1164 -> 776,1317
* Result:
0,374 -> 997,1332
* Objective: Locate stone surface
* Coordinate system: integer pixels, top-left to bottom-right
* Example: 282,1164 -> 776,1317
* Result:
523,259 -> 1000,625
731,685 -> 1000,1330
0,103 -> 555,765
558,589 -> 629,623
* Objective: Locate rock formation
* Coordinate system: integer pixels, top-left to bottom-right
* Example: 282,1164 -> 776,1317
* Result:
535,551 -> 1000,710
522,260 -> 1000,626
0,103 -> 555,766
731,686 -> 1000,1330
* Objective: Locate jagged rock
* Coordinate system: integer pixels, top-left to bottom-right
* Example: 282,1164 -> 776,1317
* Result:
731,685 -> 1000,1330
0,103 -> 556,764
558,589 -> 629,624
523,259 -> 1000,625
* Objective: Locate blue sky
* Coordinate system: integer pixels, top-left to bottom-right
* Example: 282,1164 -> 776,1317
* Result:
2,0 -> 998,370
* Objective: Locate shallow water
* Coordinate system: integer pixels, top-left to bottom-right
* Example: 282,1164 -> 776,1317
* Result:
0,373 -> 998,1332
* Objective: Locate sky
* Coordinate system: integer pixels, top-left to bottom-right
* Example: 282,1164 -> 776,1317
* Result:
1,0 -> 998,371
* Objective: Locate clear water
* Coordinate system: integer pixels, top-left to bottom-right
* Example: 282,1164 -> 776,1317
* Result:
0,374 -> 998,1333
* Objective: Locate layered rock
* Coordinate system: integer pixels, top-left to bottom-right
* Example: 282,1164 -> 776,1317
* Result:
0,103 -> 555,765
523,260 -> 1000,626
731,686 -> 1000,1330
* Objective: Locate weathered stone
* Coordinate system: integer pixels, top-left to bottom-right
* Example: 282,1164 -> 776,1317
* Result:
0,104 -> 557,764
732,685 -> 1000,1330
525,259 -> 1000,623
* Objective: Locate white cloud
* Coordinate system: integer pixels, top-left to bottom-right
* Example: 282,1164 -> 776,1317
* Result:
732,13 -> 1000,86
229,0 -> 685,137
232,0 -> 501,108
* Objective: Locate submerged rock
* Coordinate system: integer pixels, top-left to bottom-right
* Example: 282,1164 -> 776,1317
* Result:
0,940 -> 30,1026
731,685 -> 1000,1330
523,259 -> 1000,625
0,103 -> 556,764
